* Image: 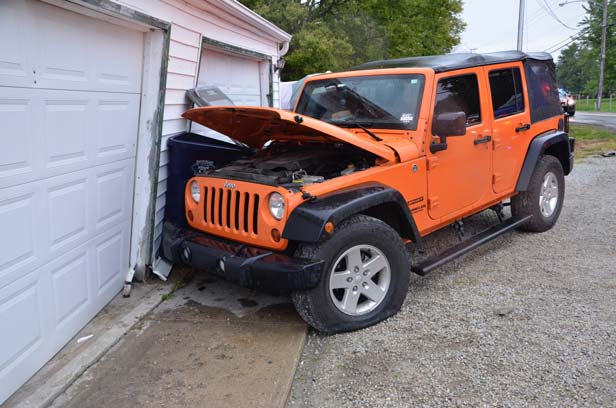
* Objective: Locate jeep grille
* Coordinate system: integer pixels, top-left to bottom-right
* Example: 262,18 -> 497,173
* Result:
203,187 -> 260,234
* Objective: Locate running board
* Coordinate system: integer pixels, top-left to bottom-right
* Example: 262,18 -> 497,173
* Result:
410,216 -> 531,276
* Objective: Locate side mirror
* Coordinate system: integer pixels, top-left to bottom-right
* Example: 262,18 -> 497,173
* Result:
430,111 -> 467,153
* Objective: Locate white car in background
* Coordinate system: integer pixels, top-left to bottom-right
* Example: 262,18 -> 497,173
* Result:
559,88 -> 576,116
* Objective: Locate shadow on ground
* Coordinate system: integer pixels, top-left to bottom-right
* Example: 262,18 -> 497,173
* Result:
51,270 -> 306,408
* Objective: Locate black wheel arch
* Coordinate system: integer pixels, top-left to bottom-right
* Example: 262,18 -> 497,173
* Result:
281,184 -> 420,244
516,130 -> 574,192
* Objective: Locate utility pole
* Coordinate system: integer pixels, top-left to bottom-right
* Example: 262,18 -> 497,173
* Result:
517,0 -> 526,51
597,0 -> 609,110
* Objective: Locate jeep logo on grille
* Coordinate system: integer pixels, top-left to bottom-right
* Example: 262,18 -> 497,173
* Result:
223,181 -> 236,189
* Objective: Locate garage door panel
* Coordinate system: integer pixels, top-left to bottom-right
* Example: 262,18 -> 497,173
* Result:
51,252 -> 89,329
0,221 -> 129,403
96,96 -> 140,158
0,89 -> 139,190
0,272 -> 43,376
0,96 -> 35,181
0,159 -> 134,292
47,178 -> 88,251
0,192 -> 39,289
95,230 -> 124,296
91,21 -> 144,93
194,49 -> 264,141
94,164 -> 133,233
0,0 -> 34,88
32,1 -> 143,94
43,98 -> 90,169
37,8 -> 90,88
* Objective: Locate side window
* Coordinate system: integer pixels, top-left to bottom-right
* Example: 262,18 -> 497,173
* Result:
489,68 -> 525,119
433,74 -> 481,132
525,60 -> 561,123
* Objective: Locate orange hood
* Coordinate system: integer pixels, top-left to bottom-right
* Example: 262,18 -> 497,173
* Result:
182,106 -> 397,162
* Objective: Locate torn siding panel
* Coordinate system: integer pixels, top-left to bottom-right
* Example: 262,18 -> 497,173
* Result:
151,23 -> 200,257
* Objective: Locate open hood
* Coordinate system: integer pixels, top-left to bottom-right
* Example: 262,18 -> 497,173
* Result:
182,106 -> 397,162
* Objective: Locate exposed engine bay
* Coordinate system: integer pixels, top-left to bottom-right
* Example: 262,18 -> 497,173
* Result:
193,142 -> 377,188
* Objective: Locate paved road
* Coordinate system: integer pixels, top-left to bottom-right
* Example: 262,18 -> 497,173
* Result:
571,111 -> 616,131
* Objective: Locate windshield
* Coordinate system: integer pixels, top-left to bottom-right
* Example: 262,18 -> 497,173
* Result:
295,74 -> 425,130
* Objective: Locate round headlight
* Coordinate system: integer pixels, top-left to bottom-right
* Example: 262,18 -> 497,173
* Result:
190,181 -> 200,203
269,192 -> 285,220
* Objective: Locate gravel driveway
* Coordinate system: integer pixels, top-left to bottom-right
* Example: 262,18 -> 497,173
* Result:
287,157 -> 616,408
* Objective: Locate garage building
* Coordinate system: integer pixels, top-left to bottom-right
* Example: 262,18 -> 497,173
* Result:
0,0 -> 290,402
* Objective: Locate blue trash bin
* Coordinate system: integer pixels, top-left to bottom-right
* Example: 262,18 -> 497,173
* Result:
165,132 -> 250,227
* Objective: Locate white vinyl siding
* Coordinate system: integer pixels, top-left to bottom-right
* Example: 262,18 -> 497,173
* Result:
153,23 -> 200,252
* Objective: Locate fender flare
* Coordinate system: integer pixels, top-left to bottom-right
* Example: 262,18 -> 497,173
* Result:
281,184 -> 420,243
516,130 -> 573,191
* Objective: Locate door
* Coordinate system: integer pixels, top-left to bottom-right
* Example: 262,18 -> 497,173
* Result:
483,63 -> 532,193
0,0 -> 143,402
191,47 -> 265,141
427,70 -> 493,220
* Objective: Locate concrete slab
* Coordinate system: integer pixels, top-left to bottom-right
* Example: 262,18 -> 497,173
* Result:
48,268 -> 307,408
4,281 -> 169,408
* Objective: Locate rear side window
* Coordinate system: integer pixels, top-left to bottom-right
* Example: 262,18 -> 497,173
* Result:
525,60 -> 561,123
489,68 -> 525,118
433,74 -> 481,132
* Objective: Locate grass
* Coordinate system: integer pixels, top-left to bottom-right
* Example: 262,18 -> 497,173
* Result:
160,278 -> 188,301
569,123 -> 616,158
574,97 -> 616,112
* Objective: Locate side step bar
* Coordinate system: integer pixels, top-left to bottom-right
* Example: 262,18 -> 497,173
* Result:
410,216 -> 531,276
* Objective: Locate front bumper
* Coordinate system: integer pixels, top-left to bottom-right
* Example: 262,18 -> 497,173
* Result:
162,221 -> 323,292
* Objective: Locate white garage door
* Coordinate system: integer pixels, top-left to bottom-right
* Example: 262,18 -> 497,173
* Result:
0,0 -> 143,402
191,48 -> 264,139
199,48 -> 263,105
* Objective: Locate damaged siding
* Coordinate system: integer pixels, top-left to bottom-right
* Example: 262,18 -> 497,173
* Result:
153,23 -> 200,251
112,0 -> 289,258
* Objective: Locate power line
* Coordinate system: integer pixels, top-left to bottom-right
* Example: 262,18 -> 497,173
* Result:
476,6 -> 548,49
544,27 -> 590,53
536,0 -> 578,30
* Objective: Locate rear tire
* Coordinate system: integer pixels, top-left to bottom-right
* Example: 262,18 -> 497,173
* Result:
291,215 -> 410,334
512,155 -> 565,232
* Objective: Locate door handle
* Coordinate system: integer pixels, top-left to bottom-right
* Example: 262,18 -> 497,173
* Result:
516,123 -> 531,132
474,135 -> 492,145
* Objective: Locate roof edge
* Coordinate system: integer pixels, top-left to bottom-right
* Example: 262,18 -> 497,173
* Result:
210,0 -> 291,42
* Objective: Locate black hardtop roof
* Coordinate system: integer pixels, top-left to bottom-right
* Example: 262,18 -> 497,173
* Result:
350,51 -> 553,73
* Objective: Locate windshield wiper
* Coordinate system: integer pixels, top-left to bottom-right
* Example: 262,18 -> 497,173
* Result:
355,124 -> 382,142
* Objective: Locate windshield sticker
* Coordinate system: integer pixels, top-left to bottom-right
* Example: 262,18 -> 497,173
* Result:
400,113 -> 414,123
410,79 -> 418,84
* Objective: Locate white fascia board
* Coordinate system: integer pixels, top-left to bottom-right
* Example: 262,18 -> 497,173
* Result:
186,0 -> 291,42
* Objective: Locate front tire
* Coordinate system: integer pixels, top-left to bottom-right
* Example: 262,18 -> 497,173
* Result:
512,155 -> 565,232
291,215 -> 410,334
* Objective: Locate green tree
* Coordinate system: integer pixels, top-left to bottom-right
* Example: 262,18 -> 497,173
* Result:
241,0 -> 465,80
557,42 -> 596,94
557,0 -> 616,95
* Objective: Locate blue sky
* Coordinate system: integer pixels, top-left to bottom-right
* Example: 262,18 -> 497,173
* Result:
457,0 -> 588,59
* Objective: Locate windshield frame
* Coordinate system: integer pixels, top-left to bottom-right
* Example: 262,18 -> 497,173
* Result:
295,73 -> 426,131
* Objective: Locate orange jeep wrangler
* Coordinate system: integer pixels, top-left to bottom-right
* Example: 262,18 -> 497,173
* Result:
163,51 -> 574,333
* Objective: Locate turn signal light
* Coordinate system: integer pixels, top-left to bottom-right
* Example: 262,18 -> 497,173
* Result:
324,221 -> 335,234
271,228 -> 281,242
